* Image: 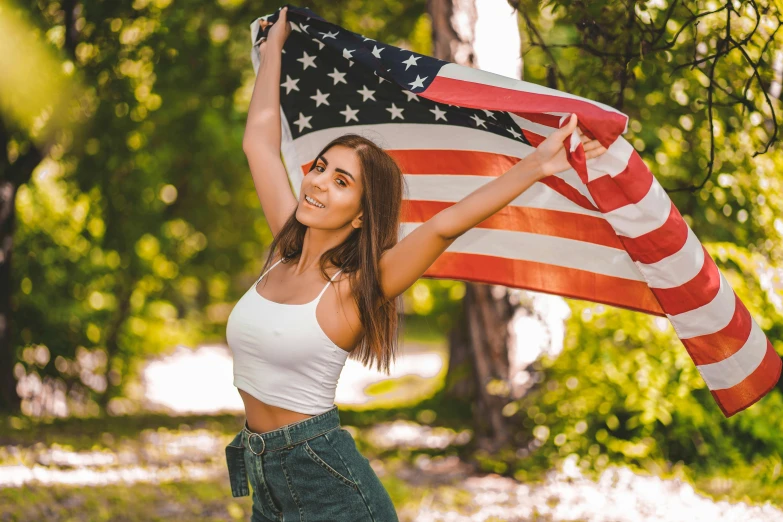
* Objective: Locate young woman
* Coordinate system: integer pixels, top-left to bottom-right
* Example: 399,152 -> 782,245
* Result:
224,6 -> 608,522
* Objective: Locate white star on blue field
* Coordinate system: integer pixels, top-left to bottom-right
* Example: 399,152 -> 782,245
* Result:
262,5 -> 531,144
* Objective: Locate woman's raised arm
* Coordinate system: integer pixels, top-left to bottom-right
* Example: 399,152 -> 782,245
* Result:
377,114 -> 608,303
242,7 -> 297,238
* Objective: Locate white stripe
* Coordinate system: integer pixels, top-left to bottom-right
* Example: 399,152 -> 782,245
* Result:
696,319 -> 768,390
291,123 -> 531,157
400,223 -> 645,282
437,63 -> 628,122
585,138 -> 636,181
552,169 -> 597,207
635,227 -> 704,289
250,19 -> 261,72
280,106 -> 304,199
667,270 -> 734,338
603,179 -> 669,238
404,175 -> 602,218
508,113 -> 555,138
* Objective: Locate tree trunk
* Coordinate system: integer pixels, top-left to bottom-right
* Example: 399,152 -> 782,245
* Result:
429,0 -> 528,452
0,0 -> 76,414
0,118 -> 44,414
0,178 -> 22,415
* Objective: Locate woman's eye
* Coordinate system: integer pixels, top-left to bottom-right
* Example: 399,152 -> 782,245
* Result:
336,178 -> 346,187
315,165 -> 324,172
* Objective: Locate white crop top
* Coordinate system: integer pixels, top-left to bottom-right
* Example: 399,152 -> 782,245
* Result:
226,257 -> 350,415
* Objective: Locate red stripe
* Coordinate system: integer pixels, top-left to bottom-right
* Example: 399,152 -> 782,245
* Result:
402,200 -> 622,248
623,202 -> 688,264
586,153 -> 654,212
522,129 -> 544,147
422,75 -> 628,147
649,246 -> 721,315
680,292 -> 750,365
711,339 -> 782,417
538,177 -> 598,212
385,149 -> 517,176
425,252 -> 664,316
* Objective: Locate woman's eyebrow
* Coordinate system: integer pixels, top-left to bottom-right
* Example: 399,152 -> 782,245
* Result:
318,155 -> 355,182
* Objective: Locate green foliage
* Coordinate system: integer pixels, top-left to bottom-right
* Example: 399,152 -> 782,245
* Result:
11,0 -> 428,414
506,0 -> 783,500
8,0 -> 783,505
509,246 -> 783,496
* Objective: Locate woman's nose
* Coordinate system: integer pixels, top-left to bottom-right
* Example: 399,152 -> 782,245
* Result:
312,173 -> 327,191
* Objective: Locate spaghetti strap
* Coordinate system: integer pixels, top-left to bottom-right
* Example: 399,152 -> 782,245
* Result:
315,269 -> 343,302
255,257 -> 284,285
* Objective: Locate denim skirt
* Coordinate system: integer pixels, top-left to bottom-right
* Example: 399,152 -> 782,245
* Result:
225,405 -> 399,522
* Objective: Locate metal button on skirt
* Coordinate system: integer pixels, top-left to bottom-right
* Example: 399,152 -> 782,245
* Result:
225,405 -> 399,522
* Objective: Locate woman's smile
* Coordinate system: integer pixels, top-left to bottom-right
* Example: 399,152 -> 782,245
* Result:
304,194 -> 326,209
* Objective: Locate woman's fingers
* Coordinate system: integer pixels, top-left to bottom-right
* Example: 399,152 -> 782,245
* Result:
584,139 -> 608,159
583,139 -> 601,151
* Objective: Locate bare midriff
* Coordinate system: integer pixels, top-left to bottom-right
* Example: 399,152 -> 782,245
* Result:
239,389 -> 317,433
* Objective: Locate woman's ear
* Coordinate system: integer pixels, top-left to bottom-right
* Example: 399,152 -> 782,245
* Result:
352,212 -> 363,229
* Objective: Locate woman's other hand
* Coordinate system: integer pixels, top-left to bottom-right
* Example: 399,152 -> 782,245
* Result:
532,114 -> 609,179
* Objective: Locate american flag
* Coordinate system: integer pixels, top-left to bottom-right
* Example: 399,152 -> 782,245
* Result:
250,4 -> 781,417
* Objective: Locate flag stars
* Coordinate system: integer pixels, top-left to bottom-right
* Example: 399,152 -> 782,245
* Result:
297,51 -> 317,70
386,103 -> 405,120
318,30 -> 339,39
371,45 -> 385,59
482,109 -> 497,119
311,38 -> 325,51
374,71 -> 388,84
340,105 -> 360,123
401,54 -> 421,70
281,75 -> 300,94
402,90 -> 420,102
341,48 -> 355,67
293,112 -> 313,132
430,105 -> 447,122
471,114 -> 487,128
327,68 -> 347,85
408,74 -> 427,90
506,126 -> 522,139
357,85 -> 376,102
310,89 -> 330,107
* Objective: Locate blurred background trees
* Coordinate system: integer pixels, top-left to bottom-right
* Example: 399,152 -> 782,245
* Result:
2,0 -> 782,499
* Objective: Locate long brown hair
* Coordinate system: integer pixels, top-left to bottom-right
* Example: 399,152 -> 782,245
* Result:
258,134 -> 407,375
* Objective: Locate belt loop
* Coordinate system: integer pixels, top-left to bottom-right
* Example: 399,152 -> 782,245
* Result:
283,426 -> 292,446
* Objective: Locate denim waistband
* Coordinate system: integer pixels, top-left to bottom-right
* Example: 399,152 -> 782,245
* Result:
240,405 -> 341,455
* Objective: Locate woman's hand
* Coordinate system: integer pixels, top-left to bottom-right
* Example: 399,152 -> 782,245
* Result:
531,114 -> 609,179
259,6 -> 292,50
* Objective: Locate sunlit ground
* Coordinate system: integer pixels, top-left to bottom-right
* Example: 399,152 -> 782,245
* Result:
141,341 -> 446,414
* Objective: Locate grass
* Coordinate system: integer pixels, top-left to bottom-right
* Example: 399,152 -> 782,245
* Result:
2,479 -> 254,521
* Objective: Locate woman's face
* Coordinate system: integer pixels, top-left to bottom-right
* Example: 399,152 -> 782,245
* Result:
296,145 -> 364,230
